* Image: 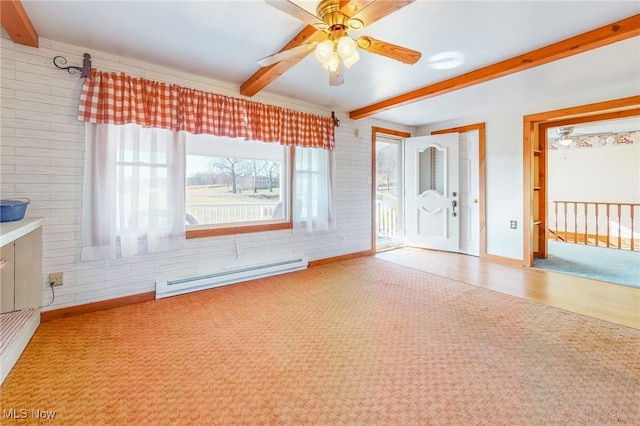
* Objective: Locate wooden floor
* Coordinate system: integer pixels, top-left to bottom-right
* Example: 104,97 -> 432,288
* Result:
376,247 -> 640,330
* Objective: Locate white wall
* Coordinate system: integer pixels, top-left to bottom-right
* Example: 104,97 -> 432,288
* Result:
548,142 -> 640,235
548,143 -> 640,204
0,33 -> 413,310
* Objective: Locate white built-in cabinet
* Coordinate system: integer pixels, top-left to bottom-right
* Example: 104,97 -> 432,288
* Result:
0,218 -> 43,384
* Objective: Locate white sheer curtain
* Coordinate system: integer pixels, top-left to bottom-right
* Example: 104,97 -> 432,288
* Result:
82,123 -> 185,260
293,146 -> 336,233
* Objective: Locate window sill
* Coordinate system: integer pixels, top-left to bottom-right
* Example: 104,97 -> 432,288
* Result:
186,220 -> 292,239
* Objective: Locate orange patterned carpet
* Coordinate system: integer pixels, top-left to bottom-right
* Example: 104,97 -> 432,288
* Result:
1,257 -> 639,425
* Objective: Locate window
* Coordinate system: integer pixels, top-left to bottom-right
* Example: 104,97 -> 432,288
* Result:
116,133 -> 169,232
293,146 -> 336,233
83,125 -> 335,259
185,134 -> 292,238
79,70 -> 338,254
81,123 -> 185,260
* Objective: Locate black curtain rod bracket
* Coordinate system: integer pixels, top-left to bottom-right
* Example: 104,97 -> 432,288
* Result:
53,53 -> 92,78
331,111 -> 340,128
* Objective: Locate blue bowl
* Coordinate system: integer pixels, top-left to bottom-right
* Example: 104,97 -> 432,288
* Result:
0,199 -> 30,222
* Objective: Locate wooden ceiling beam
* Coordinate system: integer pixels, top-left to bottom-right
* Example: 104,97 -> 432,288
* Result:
1,0 -> 38,48
349,14 -> 640,120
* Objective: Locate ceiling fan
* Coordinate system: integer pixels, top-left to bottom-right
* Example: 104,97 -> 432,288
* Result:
555,127 -> 574,146
259,0 -> 421,86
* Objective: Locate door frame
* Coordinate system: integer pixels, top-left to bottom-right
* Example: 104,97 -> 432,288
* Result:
372,127 -> 411,253
430,123 -> 487,259
522,96 -> 640,267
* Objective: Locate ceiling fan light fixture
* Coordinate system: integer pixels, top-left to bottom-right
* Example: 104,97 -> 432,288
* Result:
337,36 -> 356,59
317,35 -> 360,73
327,51 -> 340,72
342,49 -> 360,69
315,39 -> 334,64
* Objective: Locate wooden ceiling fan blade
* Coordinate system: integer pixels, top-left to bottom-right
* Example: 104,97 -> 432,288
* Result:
257,42 -> 318,67
265,0 -> 328,29
344,0 -> 415,27
356,36 -> 421,64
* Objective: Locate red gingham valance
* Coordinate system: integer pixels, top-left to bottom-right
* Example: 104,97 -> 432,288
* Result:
77,70 -> 335,150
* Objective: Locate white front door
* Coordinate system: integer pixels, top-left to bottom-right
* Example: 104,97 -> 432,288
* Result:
405,134 -> 460,251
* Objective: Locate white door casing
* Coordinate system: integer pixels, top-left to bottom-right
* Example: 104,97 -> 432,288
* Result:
405,134 -> 460,251
459,131 -> 480,256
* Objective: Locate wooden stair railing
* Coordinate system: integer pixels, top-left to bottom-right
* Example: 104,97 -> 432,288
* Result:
550,201 -> 639,251
547,229 -> 565,242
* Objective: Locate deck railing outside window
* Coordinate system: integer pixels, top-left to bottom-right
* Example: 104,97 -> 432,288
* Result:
187,203 -> 278,225
549,201 -> 640,251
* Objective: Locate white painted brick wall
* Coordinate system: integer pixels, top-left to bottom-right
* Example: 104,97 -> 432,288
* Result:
0,32 -> 413,310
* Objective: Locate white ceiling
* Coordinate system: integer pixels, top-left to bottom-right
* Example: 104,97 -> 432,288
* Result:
19,0 -> 640,127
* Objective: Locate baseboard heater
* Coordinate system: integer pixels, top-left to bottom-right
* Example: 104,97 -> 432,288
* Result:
155,257 -> 308,299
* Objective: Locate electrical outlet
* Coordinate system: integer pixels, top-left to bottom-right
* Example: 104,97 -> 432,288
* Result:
49,272 -> 63,287
510,220 -> 518,230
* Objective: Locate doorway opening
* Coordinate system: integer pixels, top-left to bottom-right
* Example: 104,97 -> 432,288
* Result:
373,127 -> 409,252
533,117 -> 640,287
522,95 -> 640,267
371,123 -> 486,258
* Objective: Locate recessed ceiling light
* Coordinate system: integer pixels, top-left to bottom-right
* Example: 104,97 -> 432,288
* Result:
428,51 -> 464,70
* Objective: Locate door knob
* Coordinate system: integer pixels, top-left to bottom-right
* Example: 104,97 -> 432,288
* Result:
472,199 -> 478,204
451,200 -> 457,217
